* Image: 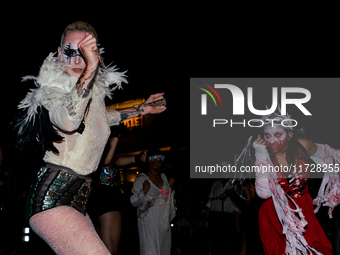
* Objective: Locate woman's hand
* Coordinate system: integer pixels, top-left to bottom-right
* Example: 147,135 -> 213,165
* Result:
253,135 -> 270,164
140,151 -> 147,162
254,134 -> 267,146
77,32 -> 99,69
135,151 -> 147,163
140,93 -> 166,114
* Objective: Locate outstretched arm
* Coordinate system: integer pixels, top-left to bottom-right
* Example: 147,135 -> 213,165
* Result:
116,152 -> 146,166
106,93 -> 166,126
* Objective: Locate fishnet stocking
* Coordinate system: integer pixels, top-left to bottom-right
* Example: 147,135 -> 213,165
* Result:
29,206 -> 110,255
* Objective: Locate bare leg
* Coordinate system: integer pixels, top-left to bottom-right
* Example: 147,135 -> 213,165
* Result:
29,206 -> 110,255
98,211 -> 122,255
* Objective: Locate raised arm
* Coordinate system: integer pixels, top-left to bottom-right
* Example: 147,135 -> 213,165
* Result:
69,32 -> 98,99
106,93 -> 166,126
102,137 -> 119,166
51,33 -> 99,132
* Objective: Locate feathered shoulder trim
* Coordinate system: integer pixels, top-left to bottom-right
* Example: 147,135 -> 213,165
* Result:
18,52 -> 128,123
9,52 -> 128,158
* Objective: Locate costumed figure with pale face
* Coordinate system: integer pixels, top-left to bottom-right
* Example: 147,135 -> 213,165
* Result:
130,149 -> 176,255
233,112 -> 340,255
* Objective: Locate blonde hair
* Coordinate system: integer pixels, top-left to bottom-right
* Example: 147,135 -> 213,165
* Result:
60,21 -> 98,47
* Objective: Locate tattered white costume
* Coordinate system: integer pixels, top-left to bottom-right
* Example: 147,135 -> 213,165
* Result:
130,173 -> 176,255
255,142 -> 340,255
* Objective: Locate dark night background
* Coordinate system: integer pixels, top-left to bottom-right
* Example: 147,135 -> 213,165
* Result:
0,16 -> 189,150
1,7 -> 340,255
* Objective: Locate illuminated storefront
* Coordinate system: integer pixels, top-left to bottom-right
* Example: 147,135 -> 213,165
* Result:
106,98 -> 187,190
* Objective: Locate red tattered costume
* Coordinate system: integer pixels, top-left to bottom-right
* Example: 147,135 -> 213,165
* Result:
255,141 -> 340,255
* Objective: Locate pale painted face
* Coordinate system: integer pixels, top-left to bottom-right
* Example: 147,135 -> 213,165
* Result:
263,125 -> 290,154
58,31 -> 87,78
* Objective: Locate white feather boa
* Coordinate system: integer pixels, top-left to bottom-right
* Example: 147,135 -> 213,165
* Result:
18,52 -> 128,123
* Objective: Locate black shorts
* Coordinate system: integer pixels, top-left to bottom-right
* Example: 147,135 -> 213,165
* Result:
87,183 -> 124,222
25,163 -> 92,222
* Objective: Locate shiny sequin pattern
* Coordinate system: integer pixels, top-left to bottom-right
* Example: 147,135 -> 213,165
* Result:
71,179 -> 92,214
99,163 -> 121,187
25,165 -> 93,222
25,166 -> 49,220
42,171 -> 77,210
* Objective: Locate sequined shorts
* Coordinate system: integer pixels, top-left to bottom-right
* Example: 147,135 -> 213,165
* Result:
25,163 -> 92,221
87,184 -> 124,222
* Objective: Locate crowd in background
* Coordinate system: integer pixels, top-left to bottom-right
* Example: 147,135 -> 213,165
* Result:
1,142 -> 340,255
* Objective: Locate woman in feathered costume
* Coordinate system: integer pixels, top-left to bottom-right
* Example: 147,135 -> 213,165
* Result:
251,112 -> 340,254
9,21 -> 166,254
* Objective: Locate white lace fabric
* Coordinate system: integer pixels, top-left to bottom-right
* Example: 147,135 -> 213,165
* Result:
48,87 -> 91,132
19,53 -> 128,175
44,89 -> 111,175
106,108 -> 122,126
